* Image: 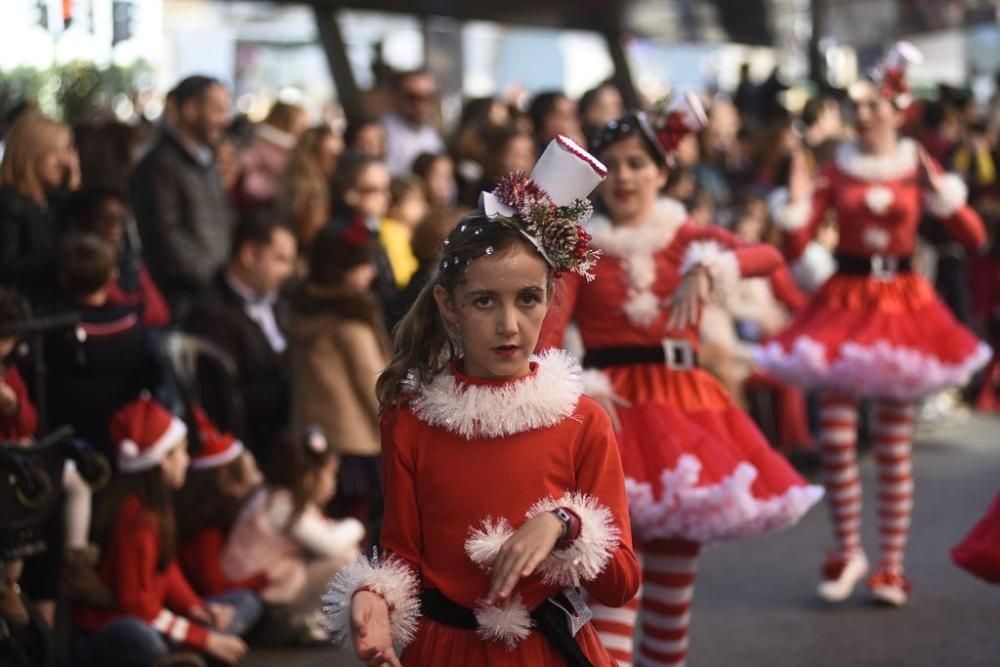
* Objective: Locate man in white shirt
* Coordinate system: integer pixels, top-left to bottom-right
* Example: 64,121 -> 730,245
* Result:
382,70 -> 445,175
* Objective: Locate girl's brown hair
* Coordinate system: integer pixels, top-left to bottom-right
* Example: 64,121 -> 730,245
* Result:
176,454 -> 258,539
92,467 -> 177,572
0,112 -> 71,204
375,212 -> 553,410
279,125 -> 335,244
266,427 -> 337,530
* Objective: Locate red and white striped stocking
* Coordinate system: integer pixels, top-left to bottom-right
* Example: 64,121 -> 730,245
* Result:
638,539 -> 700,667
590,546 -> 642,666
873,400 -> 915,576
819,393 -> 863,558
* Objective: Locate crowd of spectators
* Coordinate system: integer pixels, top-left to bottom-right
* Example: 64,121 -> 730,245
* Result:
1,61 -> 999,665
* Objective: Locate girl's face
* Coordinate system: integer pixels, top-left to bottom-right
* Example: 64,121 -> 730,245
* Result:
434,243 -> 550,380
317,134 -> 344,178
354,124 -> 387,159
425,157 -> 456,207
94,198 -> 127,246
850,82 -> 900,144
309,456 -> 339,506
161,439 -> 191,490
599,133 -> 668,226
391,189 -> 428,229
345,163 -> 391,218
35,131 -> 72,190
497,135 -> 535,177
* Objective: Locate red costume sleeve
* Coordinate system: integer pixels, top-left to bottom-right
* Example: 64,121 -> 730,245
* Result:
378,410 -> 423,574
574,401 -> 641,607
780,167 -> 835,262
769,266 -> 808,312
110,498 -> 208,649
138,265 -> 172,328
0,366 -> 37,440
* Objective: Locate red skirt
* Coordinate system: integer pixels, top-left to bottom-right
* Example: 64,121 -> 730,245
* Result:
952,490 -> 1000,585
604,363 -> 823,543
401,618 -> 618,666
755,272 -> 991,400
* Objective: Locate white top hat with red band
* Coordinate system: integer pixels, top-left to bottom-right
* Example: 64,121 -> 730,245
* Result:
190,406 -> 244,470
111,395 -> 188,473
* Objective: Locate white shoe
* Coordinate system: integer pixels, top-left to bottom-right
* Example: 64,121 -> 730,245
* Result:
868,570 -> 911,607
817,552 -> 869,602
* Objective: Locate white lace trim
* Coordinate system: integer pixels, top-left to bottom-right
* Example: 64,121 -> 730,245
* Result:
626,455 -> 824,543
754,336 -> 992,400
588,198 -> 688,328
411,349 -> 583,439
835,138 -> 918,182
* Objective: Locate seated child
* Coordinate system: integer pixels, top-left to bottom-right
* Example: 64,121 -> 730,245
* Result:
222,428 -> 364,640
177,406 -> 269,598
74,396 -> 260,666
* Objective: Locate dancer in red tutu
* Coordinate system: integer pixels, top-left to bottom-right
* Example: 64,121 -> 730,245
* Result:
538,95 -> 823,667
758,42 -> 990,607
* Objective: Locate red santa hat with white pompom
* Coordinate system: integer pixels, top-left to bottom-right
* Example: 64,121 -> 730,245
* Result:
189,405 -> 244,470
111,395 -> 188,473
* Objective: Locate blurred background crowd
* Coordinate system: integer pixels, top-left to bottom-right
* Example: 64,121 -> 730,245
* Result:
2,1 -> 1000,666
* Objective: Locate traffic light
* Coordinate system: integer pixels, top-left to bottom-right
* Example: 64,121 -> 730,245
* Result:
112,0 -> 137,45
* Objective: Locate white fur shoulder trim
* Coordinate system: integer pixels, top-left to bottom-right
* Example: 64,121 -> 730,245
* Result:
835,138 -> 918,182
411,349 -> 583,439
322,551 -> 420,652
588,198 -> 688,258
679,240 -> 740,302
925,173 -> 968,218
767,187 -> 810,231
527,492 -> 620,588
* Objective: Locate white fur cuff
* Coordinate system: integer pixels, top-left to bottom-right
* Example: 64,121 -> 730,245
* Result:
474,596 -> 533,649
680,240 -> 740,302
925,173 -> 968,218
526,492 -> 621,588
580,368 -> 614,399
322,552 -> 421,652
767,188 -> 810,231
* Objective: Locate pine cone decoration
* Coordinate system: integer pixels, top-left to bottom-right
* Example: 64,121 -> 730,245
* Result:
541,219 -> 580,257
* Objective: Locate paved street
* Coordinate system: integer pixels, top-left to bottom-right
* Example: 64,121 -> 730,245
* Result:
248,414 -> 1000,667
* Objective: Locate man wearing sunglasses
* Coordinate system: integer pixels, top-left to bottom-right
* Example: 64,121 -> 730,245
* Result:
382,69 -> 445,176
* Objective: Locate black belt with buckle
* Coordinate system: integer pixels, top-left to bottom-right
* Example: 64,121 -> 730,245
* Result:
835,253 -> 913,278
583,339 -> 697,370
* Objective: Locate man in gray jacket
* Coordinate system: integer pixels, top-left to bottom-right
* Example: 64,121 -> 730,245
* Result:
131,75 -> 234,319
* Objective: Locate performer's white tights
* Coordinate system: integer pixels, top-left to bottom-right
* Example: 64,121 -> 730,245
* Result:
590,539 -> 700,667
819,393 -> 915,574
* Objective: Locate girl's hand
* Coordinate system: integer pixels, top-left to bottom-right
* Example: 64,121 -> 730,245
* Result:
352,590 -> 402,667
667,265 -> 712,330
205,632 -> 248,664
788,146 -> 813,202
486,512 -> 563,604
593,393 -> 631,432
0,381 -> 19,416
207,602 -> 236,631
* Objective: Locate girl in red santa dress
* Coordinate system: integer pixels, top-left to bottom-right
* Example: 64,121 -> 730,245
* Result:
536,96 -> 824,667
758,42 -> 990,607
322,136 -> 641,667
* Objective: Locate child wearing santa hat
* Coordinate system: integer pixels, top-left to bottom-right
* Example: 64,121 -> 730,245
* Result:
177,406 -> 269,599
222,427 -> 365,642
73,396 -> 259,666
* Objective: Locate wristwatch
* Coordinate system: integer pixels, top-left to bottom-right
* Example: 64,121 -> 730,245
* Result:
551,507 -> 574,539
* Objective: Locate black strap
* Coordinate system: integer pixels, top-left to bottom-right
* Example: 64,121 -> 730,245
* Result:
583,345 -> 698,369
834,253 -> 913,276
418,589 -> 594,667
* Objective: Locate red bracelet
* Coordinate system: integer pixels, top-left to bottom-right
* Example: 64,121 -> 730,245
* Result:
553,507 -> 582,549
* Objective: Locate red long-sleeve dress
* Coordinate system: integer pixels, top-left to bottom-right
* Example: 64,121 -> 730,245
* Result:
323,350 -> 641,665
757,138 -> 990,400
537,198 -> 823,543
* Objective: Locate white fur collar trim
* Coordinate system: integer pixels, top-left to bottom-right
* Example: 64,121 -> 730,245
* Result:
588,198 -> 688,328
411,349 -> 583,440
836,138 -> 917,182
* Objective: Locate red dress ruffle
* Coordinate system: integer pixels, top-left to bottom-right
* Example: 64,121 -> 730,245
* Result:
756,272 -> 991,400
605,363 -> 823,543
952,490 -> 1000,585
